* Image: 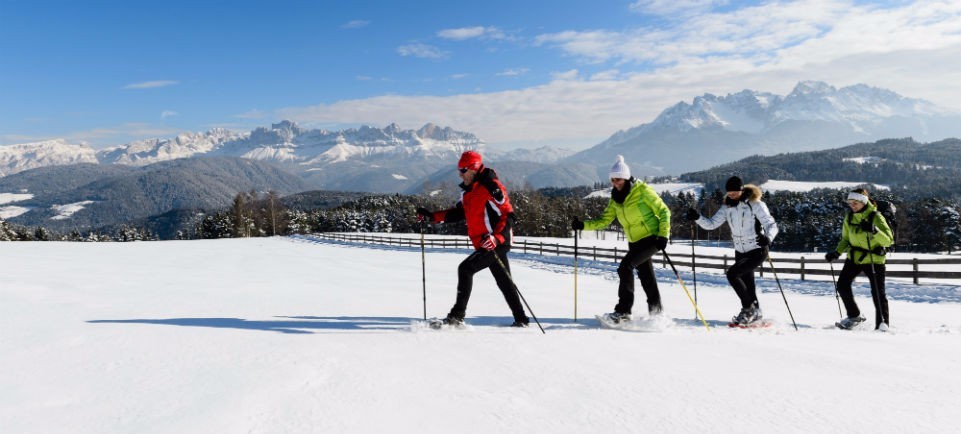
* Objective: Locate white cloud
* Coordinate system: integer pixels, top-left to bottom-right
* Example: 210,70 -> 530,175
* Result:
123,80 -> 178,90
274,1 -> 961,149
437,26 -> 506,40
590,69 -> 621,81
450,73 -> 469,79
496,68 -> 530,77
160,110 -> 178,119
397,43 -> 447,59
341,20 -> 369,29
629,0 -> 727,17
551,70 -> 580,80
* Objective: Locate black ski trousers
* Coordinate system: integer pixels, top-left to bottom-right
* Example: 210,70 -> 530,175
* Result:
448,245 -> 528,323
836,259 -> 889,329
726,247 -> 767,309
614,237 -> 661,315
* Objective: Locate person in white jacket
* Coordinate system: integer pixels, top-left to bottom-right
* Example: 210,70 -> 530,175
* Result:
685,176 -> 779,325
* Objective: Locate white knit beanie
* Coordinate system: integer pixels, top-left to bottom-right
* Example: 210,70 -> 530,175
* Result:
609,155 -> 631,179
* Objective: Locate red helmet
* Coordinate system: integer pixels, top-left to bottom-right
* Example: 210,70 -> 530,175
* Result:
458,150 -> 483,171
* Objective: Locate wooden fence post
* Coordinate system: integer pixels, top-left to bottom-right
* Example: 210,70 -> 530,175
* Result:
800,256 -> 805,281
913,258 -> 919,285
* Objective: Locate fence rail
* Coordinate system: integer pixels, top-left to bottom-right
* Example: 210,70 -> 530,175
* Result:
307,232 -> 961,284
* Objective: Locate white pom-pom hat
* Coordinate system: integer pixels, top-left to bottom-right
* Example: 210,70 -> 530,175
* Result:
609,155 -> 631,180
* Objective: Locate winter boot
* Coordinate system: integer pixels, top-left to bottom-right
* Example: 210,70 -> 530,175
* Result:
732,304 -> 760,325
601,312 -> 633,324
430,314 -> 465,329
836,316 -> 866,330
509,320 -> 529,328
648,302 -> 663,316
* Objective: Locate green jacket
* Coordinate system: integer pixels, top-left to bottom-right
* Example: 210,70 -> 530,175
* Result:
583,179 -> 671,242
835,202 -> 894,265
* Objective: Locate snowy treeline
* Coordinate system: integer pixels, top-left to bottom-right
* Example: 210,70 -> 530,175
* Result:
3,186 -> 958,252
669,188 -> 961,253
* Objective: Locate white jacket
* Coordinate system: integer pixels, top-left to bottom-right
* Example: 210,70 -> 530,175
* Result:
695,185 -> 779,253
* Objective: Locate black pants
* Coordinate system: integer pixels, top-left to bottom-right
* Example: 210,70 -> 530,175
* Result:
727,247 -> 767,309
615,237 -> 661,315
449,245 -> 528,323
836,259 -> 889,329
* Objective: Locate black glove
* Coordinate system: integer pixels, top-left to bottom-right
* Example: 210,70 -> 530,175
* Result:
416,207 -> 433,222
685,208 -> 700,221
571,218 -> 584,231
756,234 -> 770,247
825,251 -> 841,262
655,236 -> 668,251
858,219 -> 878,234
871,246 -> 886,255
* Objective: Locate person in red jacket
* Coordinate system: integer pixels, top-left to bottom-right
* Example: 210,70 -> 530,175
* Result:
417,151 -> 529,328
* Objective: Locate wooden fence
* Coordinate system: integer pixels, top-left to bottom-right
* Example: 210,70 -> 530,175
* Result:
304,232 -> 961,285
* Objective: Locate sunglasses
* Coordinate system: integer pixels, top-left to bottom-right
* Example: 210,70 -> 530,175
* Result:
610,178 -> 625,182
459,168 -> 470,173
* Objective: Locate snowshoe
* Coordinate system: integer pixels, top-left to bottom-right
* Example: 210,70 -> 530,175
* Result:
428,315 -> 465,330
835,316 -> 866,330
731,304 -> 762,326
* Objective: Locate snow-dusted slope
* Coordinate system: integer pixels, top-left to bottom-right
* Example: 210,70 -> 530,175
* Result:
0,139 -> 98,176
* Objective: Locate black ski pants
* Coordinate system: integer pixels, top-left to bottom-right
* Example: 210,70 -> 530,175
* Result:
727,247 -> 767,309
836,259 -> 889,329
449,245 -> 528,323
614,237 -> 661,315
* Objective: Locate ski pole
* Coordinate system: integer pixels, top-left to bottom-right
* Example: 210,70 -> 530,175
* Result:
690,222 -> 698,319
765,255 -> 798,331
420,222 -> 427,320
573,230 -> 579,322
828,260 -> 842,317
661,251 -> 710,331
491,251 -> 546,334
867,232 -> 888,331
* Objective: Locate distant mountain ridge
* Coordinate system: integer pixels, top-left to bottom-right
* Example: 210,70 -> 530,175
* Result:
569,81 -> 961,177
3,80 -> 959,194
680,137 -> 961,200
0,157 -> 312,232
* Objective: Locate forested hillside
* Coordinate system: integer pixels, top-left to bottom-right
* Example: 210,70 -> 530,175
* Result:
681,138 -> 961,200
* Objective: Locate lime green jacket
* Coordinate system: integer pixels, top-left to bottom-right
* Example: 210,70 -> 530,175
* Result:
583,180 -> 671,242
835,202 -> 894,265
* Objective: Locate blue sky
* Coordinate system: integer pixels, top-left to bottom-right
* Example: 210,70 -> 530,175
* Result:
2,0 -> 960,150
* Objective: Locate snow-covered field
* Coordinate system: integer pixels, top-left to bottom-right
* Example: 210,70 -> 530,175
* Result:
2,237 -> 959,434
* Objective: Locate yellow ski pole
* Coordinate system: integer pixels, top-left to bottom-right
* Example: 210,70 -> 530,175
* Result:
662,251 -> 711,331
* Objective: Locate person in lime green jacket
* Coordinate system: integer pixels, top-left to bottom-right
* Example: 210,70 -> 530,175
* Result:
824,188 -> 894,330
571,155 -> 671,324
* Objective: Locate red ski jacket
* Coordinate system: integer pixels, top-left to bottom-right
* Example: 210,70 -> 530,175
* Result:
430,167 -> 514,250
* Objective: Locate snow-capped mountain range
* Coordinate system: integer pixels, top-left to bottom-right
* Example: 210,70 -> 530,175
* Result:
570,81 -> 961,176
2,81 -> 960,192
1,122 -> 485,192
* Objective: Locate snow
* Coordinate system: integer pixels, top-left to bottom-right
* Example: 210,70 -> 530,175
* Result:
0,192 -> 33,205
0,205 -> 30,219
586,182 -> 702,199
843,156 -> 884,164
2,237 -> 959,433
49,201 -> 95,220
391,173 -> 408,180
761,180 -> 890,193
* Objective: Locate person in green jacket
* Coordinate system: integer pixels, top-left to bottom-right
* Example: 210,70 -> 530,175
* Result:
571,155 -> 671,324
824,188 -> 894,330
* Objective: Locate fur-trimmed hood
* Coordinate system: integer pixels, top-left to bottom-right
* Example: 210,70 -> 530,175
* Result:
743,184 -> 762,202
